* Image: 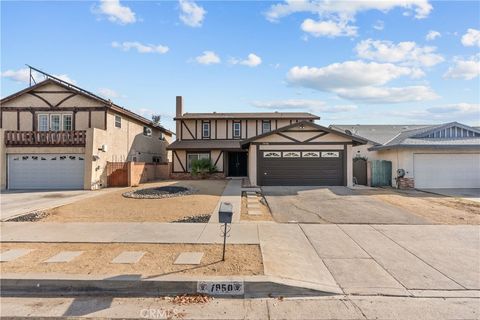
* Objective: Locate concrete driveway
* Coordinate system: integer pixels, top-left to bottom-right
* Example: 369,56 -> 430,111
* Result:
0,189 -> 116,221
420,188 -> 480,203
262,186 -> 427,224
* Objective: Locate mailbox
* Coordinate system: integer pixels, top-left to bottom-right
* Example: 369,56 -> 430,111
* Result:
219,202 -> 233,224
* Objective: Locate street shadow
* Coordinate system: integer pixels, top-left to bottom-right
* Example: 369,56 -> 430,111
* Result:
63,296 -> 114,317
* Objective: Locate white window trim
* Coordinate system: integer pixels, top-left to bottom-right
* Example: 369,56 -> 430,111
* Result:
233,122 -> 241,138
262,121 -> 271,134
302,151 -> 320,158
50,114 -> 61,131
115,115 -> 122,128
321,151 -> 340,158
38,114 -> 49,131
202,122 -> 210,138
62,114 -> 73,131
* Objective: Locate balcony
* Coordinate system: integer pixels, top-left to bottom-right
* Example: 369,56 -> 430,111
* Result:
4,130 -> 87,147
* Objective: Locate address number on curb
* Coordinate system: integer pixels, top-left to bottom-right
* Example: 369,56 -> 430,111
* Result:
197,281 -> 244,295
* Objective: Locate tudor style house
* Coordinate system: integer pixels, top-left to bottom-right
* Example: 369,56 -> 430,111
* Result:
0,75 -> 173,190
167,96 -> 366,186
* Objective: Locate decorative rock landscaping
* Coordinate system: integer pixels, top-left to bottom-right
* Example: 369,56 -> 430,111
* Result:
173,214 -> 211,223
122,186 -> 193,199
7,210 -> 50,222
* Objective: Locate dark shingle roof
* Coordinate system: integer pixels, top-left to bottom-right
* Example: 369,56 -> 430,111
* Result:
167,140 -> 242,150
175,112 -> 320,120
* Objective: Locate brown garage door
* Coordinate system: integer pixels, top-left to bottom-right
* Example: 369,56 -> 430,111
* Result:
258,150 -> 344,186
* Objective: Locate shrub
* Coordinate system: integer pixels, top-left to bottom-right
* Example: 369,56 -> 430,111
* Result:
191,158 -> 217,176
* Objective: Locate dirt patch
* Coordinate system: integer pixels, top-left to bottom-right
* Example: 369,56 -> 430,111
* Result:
41,180 -> 227,223
359,188 -> 480,225
0,243 -> 263,276
241,193 -> 274,222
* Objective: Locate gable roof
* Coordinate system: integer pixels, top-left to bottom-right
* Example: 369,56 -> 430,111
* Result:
1,78 -> 174,136
367,122 -> 480,150
240,120 -> 368,147
175,112 -> 320,120
329,124 -> 430,145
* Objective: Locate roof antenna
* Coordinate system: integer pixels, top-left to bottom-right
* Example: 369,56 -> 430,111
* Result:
27,65 -> 37,87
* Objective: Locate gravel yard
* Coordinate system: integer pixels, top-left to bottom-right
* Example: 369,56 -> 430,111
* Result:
0,242 -> 263,276
40,180 -> 227,223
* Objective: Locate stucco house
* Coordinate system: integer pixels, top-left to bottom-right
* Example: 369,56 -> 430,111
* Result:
167,97 -> 367,186
0,76 -> 173,190
331,123 -> 480,189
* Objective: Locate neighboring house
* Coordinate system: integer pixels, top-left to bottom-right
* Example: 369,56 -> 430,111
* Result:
168,97 -> 366,186
0,77 -> 173,190
331,123 -> 480,189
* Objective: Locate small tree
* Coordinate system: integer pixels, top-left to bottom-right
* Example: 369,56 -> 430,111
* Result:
191,158 -> 217,177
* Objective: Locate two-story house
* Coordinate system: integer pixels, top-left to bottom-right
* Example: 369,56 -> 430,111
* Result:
168,96 -> 366,186
0,76 -> 173,190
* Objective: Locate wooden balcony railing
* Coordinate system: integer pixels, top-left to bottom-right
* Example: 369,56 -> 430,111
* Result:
4,130 -> 87,147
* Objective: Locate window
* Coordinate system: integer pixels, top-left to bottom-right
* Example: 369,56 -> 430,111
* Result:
50,114 -> 61,131
202,122 -> 210,138
283,151 -> 300,158
63,114 -> 72,131
152,156 -> 162,163
262,120 -> 271,134
115,115 -> 122,128
302,151 -> 320,158
38,114 -> 48,131
187,153 -> 210,172
233,121 -> 241,138
143,126 -> 152,137
321,151 -> 340,158
263,151 -> 281,158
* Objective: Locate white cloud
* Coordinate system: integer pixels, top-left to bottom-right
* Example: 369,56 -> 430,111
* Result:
98,88 -> 119,99
425,30 -> 441,41
373,20 -> 384,31
335,86 -> 438,104
265,0 -> 432,38
179,0 -> 206,27
230,53 -> 262,67
95,0 -> 136,25
1,68 -> 76,84
355,39 -> 444,67
195,51 -> 221,65
287,61 -> 423,90
443,56 -> 480,80
390,103 -> 480,122
461,28 -> 480,47
286,61 -> 438,104
252,99 -> 357,113
301,19 -> 357,37
112,41 -> 169,54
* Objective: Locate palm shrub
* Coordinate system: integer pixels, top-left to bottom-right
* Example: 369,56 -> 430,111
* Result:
191,158 -> 217,177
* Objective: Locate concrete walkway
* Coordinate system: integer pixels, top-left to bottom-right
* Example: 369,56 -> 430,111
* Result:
208,179 -> 243,223
1,222 -> 479,295
0,188 -> 121,221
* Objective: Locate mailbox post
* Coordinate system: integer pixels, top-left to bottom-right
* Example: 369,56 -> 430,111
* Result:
218,202 -> 233,261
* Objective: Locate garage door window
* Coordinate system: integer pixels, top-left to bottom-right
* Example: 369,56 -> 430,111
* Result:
263,151 -> 281,158
283,151 -> 300,158
187,153 -> 210,172
302,152 -> 320,158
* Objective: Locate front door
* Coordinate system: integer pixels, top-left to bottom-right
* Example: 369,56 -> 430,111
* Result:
228,152 -> 248,177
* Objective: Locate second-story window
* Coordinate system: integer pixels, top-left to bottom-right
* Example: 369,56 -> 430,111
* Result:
233,121 -> 241,138
63,114 -> 72,131
202,122 -> 210,138
115,115 -> 122,128
262,120 -> 271,134
143,126 -> 152,137
38,114 -> 48,131
50,114 -> 61,131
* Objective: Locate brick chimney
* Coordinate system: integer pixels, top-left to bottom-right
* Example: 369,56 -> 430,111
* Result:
176,96 -> 183,140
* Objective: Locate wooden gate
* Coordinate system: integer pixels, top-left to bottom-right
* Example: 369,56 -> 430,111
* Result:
106,162 -> 128,187
353,158 -> 367,185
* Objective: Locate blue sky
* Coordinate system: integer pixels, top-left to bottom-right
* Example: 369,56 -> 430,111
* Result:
1,0 -> 479,131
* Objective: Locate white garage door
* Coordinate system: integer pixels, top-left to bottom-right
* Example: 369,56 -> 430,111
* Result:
414,153 -> 480,188
8,154 -> 85,190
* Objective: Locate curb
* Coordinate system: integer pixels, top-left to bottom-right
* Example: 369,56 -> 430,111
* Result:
0,274 -> 341,298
